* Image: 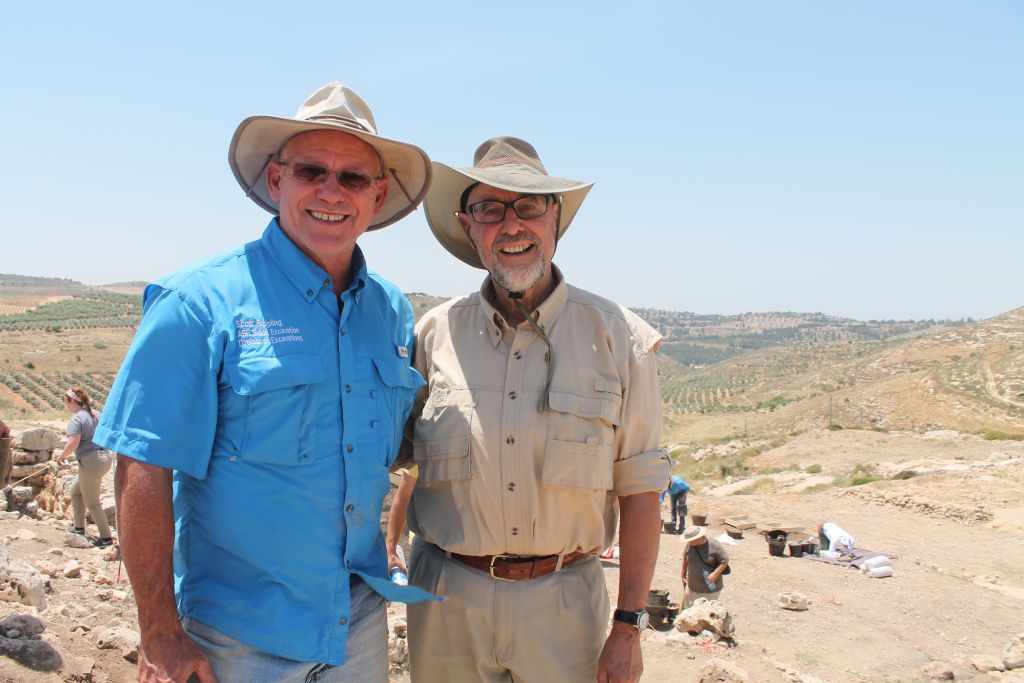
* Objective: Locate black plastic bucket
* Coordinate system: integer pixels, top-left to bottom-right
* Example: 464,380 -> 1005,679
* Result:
768,539 -> 786,557
788,542 -> 805,558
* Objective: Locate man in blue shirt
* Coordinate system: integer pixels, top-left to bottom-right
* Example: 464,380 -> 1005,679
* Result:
660,475 -> 690,533
95,83 -> 436,683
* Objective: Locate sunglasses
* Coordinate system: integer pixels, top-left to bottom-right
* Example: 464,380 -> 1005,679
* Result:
465,194 -> 555,224
277,160 -> 384,192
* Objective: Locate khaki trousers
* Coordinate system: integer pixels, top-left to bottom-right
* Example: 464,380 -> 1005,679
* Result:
71,451 -> 112,538
407,540 -> 610,683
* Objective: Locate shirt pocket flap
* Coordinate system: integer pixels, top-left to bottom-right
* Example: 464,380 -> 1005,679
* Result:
372,356 -> 426,390
548,390 -> 622,426
421,435 -> 471,461
229,353 -> 325,395
593,377 -> 622,396
543,439 -> 614,491
416,435 -> 472,482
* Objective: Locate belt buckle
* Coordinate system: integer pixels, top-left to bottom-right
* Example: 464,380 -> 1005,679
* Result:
489,554 -> 515,582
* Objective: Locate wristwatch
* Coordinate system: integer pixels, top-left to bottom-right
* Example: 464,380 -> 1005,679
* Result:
613,608 -> 650,631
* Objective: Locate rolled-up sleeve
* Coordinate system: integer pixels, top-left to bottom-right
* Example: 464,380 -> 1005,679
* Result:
93,285 -> 221,479
612,336 -> 670,497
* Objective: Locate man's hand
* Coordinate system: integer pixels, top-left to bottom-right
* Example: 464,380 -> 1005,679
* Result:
596,623 -> 643,683
385,542 -> 407,573
138,628 -> 217,683
708,564 -> 728,583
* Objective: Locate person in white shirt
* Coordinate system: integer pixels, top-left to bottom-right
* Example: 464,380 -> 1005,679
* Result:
818,521 -> 856,555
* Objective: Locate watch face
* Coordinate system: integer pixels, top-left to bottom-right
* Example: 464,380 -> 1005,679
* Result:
637,610 -> 650,630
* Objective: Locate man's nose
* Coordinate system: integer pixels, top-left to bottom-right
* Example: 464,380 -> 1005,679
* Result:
315,173 -> 351,202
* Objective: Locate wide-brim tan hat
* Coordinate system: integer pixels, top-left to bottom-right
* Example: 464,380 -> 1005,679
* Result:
229,82 -> 431,231
424,136 -> 593,268
681,526 -> 708,544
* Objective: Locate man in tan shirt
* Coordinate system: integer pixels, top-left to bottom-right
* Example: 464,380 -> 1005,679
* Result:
401,137 -> 669,683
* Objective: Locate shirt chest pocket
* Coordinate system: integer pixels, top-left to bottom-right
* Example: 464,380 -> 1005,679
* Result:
412,397 -> 473,484
371,356 -> 424,466
226,353 -> 326,465
542,378 -> 622,491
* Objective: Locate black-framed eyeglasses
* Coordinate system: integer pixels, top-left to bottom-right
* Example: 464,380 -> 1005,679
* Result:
277,160 -> 384,193
464,194 -> 556,224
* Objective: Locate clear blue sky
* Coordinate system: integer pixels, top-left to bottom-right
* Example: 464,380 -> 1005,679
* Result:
2,2 -> 1021,320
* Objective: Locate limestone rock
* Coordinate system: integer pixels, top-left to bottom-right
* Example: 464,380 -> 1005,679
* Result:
970,655 -> 1004,672
17,429 -> 60,452
0,613 -> 46,637
62,560 -> 82,579
9,486 -> 34,506
64,533 -> 93,549
676,599 -> 735,640
388,634 -> 408,667
95,626 -> 140,663
12,449 -> 48,466
0,635 -> 62,671
35,560 -> 60,578
0,544 -> 48,610
63,654 -> 95,678
101,545 -> 121,562
920,661 -> 955,680
1005,634 -> 1024,670
698,658 -> 749,682
778,592 -> 810,611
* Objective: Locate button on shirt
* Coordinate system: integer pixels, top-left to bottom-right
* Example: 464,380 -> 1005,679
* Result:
95,220 -> 435,666
406,268 -> 670,557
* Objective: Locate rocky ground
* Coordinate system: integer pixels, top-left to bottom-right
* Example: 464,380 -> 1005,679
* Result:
2,426 -> 1024,682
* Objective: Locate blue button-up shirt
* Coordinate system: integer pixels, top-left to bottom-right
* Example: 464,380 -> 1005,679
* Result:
95,220 -> 436,665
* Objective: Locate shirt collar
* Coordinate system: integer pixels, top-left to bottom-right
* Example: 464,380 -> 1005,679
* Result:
478,265 -> 568,348
261,219 -> 368,303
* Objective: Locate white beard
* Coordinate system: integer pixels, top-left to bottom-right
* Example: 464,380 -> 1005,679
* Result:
491,255 -> 546,294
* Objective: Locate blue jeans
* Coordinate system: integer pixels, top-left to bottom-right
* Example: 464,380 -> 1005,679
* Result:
182,577 -> 387,683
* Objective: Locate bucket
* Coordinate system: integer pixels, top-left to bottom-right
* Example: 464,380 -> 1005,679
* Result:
788,542 -> 805,558
647,589 -> 670,607
768,539 -> 786,557
691,514 -> 708,526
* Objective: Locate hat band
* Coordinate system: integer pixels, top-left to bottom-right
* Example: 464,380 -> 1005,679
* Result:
306,114 -> 372,134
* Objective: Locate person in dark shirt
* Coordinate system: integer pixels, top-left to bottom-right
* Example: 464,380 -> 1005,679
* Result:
680,526 -> 729,607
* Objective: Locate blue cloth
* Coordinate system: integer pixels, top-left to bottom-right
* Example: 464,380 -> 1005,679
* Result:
95,220 -> 437,666
660,475 -> 690,502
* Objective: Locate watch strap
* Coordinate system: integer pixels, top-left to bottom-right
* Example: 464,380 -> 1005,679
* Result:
613,609 -> 646,627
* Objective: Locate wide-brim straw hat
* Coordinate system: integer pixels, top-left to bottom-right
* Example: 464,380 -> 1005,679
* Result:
229,82 -> 431,231
681,526 -> 707,544
424,136 -> 593,268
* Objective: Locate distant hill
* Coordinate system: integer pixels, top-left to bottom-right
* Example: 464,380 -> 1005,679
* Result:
634,308 -> 967,367
0,273 -> 85,292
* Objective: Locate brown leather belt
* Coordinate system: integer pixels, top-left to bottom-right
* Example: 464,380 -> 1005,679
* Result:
449,550 -> 589,581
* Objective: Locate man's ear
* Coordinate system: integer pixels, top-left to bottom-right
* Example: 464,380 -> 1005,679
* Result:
457,211 -> 472,234
373,178 -> 390,212
266,161 -> 282,202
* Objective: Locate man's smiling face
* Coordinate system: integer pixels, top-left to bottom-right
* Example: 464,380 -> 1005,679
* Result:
266,129 -> 387,267
460,185 -> 558,294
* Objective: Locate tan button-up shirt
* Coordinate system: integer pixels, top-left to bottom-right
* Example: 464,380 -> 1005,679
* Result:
405,269 -> 669,557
